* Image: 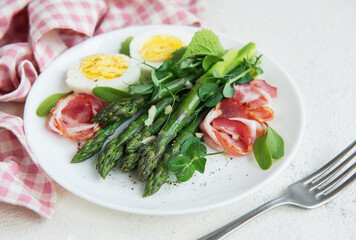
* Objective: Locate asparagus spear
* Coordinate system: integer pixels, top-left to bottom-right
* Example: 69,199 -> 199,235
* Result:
92,94 -> 145,125
91,70 -> 202,125
125,110 -> 170,153
137,43 -> 257,182
118,113 -> 169,172
143,109 -> 208,197
71,120 -> 125,163
97,97 -> 173,179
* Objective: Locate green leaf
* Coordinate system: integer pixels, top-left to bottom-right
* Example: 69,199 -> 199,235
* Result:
130,83 -> 154,95
185,141 -> 207,157
119,36 -> 133,56
176,164 -> 195,182
236,73 -> 253,84
36,92 -> 69,117
202,55 -> 223,71
267,126 -> 284,159
256,67 -> 263,75
223,83 -> 235,98
168,156 -> 191,172
151,68 -> 159,86
198,83 -> 219,101
212,70 -> 220,78
205,89 -> 223,107
181,29 -> 225,60
253,132 -> 272,170
93,86 -> 132,102
180,137 -> 201,156
171,47 -> 187,63
193,157 -> 207,174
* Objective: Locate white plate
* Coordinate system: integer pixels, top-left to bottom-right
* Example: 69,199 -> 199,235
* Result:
24,25 -> 305,215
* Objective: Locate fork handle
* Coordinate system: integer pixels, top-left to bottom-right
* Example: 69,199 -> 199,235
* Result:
198,196 -> 289,240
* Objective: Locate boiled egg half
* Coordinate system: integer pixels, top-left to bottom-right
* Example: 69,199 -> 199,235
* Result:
66,53 -> 141,94
129,29 -> 192,80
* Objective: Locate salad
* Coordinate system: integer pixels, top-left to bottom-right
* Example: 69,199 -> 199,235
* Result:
37,28 -> 284,197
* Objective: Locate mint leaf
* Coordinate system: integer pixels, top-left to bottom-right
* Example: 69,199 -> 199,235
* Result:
253,133 -> 272,170
202,55 -> 223,71
93,86 -> 132,102
119,36 -> 133,56
36,92 -> 69,117
181,29 -> 225,60
193,157 -> 207,174
267,126 -> 284,159
198,83 -> 219,101
223,83 -> 235,98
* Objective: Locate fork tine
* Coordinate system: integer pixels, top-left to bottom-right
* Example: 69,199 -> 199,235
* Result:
309,151 -> 356,190
302,139 -> 356,183
315,162 -> 356,196
318,170 -> 356,203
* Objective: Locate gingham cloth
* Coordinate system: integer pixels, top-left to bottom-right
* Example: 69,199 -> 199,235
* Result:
0,0 -> 203,218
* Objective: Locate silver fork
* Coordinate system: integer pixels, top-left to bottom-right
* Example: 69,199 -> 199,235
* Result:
199,140 -> 356,240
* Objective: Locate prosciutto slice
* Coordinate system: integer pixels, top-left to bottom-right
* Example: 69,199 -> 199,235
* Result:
233,79 -> 277,122
48,93 -> 104,141
200,79 -> 277,156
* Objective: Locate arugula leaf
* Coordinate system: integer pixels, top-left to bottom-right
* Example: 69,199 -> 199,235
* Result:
119,36 -> 133,56
198,83 -> 219,101
181,29 -> 225,60
36,92 -> 69,117
93,86 -> 132,102
253,125 -> 284,170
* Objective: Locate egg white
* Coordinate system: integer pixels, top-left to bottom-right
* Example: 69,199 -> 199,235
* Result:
65,53 -> 141,94
129,29 -> 193,81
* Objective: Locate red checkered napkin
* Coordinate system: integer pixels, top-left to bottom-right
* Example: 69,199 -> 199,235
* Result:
0,0 -> 203,218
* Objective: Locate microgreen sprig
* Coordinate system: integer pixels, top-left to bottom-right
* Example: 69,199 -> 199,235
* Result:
168,137 -> 226,182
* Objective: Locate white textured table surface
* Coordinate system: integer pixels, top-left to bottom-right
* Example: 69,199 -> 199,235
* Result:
1,0 -> 356,239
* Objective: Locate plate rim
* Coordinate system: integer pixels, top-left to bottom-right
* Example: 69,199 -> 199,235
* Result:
24,24 -> 305,215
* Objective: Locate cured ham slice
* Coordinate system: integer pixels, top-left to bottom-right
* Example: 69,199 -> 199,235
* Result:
232,79 -> 277,122
48,93 -> 104,141
200,79 -> 277,156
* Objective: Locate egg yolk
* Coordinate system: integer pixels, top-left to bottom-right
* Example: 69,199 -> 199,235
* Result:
80,54 -> 128,80
140,35 -> 184,62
